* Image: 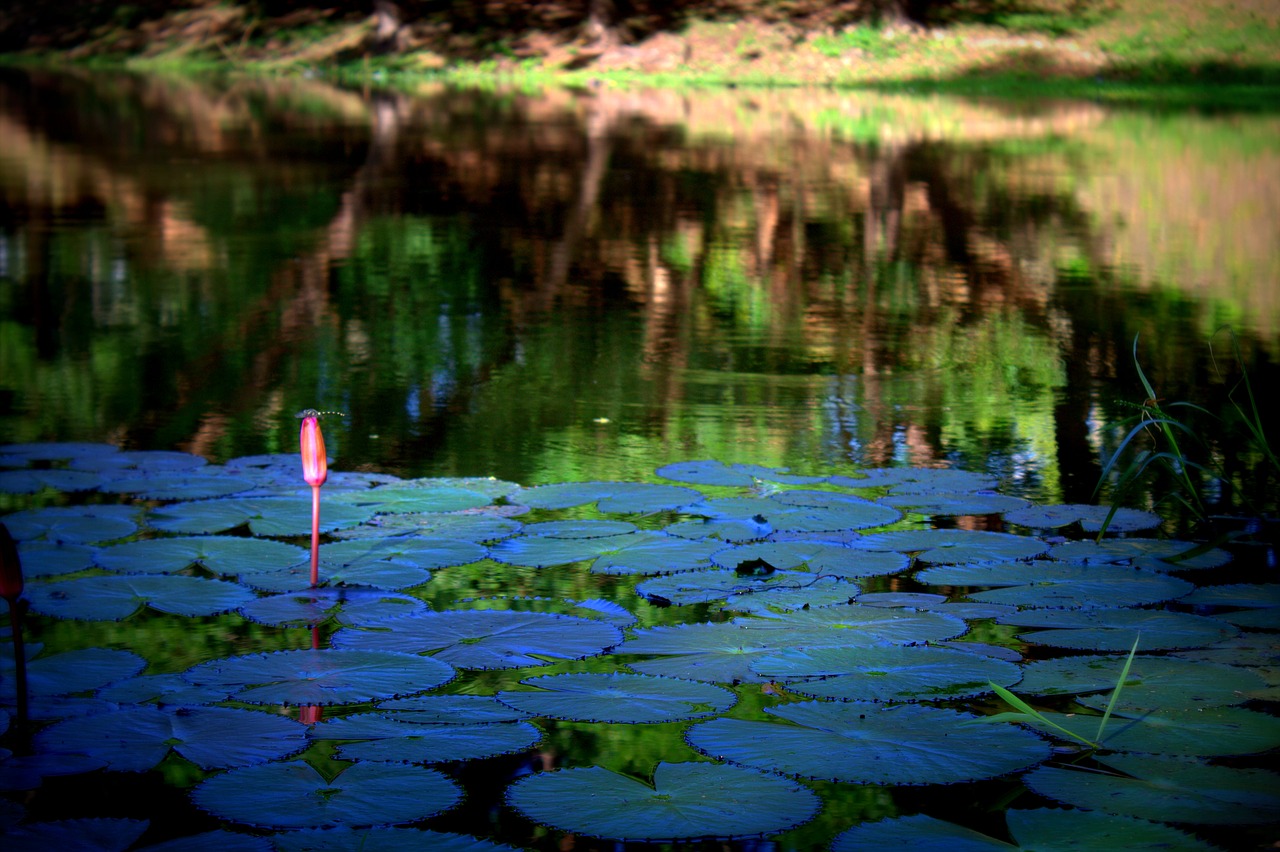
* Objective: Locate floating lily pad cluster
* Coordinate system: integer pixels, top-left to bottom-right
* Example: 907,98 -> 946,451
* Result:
0,445 -> 1276,849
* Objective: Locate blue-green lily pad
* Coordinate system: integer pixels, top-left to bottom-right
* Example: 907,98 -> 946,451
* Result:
505,760 -> 820,841
1000,609 -> 1238,651
238,588 -> 426,627
1,505 -> 139,543
636,568 -> 853,607
72,449 -> 208,472
329,485 -> 493,514
148,497 -> 373,536
320,536 -> 487,571
309,713 -> 541,763
0,441 -> 122,463
331,610 -> 623,670
135,829 -> 273,852
0,752 -> 108,792
1015,705 -> 1280,756
620,622 -> 837,684
93,536 -> 308,575
591,535 -> 721,575
750,644 -> 1022,702
1023,754 -> 1280,825
518,481 -> 703,513
917,562 -> 1194,609
96,673 -> 234,707
489,529 -> 649,568
25,574 -> 255,620
35,705 -> 307,771
376,694 -> 533,723
496,672 -> 736,723
876,492 -> 1032,516
1003,504 -> 1163,532
98,473 -> 257,500
191,761 -> 461,829
856,529 -> 1046,564
332,513 -> 521,543
182,649 -> 455,705
687,700 -> 1049,784
1181,583 -> 1280,609
798,543 -> 911,579
664,516 -> 772,543
746,604 -> 969,643
655,460 -> 762,486
831,808 -> 1220,852
1049,539 -> 1232,571
832,468 -> 998,492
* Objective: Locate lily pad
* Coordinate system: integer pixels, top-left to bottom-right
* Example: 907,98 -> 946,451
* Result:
1,505 -> 139,543
309,713 -> 542,763
664,516 -> 772,543
916,562 -> 1194,609
619,621 -> 842,684
0,648 -> 146,700
238,588 -> 426,627
590,535 -> 721,575
1049,539 -> 1232,571
1003,504 -> 1162,532
182,649 -> 455,705
329,485 -> 494,514
489,530 -> 647,568
746,604 -> 969,644
1181,583 -> 1280,609
98,473 -> 257,500
636,568 -> 855,607
655,460 -> 762,486
191,761 -> 462,829
832,468 -> 998,492
686,700 -> 1049,784
135,829 -> 273,852
330,610 -> 623,670
93,536 -> 308,576
0,441 -> 122,463
72,449 -> 208,472
0,818 -> 149,852
376,694 -> 534,723
831,808 -> 1220,852
855,529 -> 1046,564
35,705 -> 307,771
876,492 -> 1032,517
0,469 -> 102,494
1000,609 -> 1238,651
319,536 -> 487,571
25,574 -> 256,620
505,760 -> 820,841
1023,754 -> 1280,825
1015,706 -> 1280,756
148,497 -> 373,536
270,828 -> 525,852
750,644 -> 1022,702
518,481 -> 703,513
332,513 -> 521,543
13,542 -> 95,578
1016,654 -> 1267,710
496,672 -> 736,723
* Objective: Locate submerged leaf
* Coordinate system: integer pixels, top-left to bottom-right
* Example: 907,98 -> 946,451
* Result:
506,761 -> 820,841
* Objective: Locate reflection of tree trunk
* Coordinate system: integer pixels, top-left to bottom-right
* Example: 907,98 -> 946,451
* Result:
547,104 -> 613,295
584,0 -> 621,48
373,0 -> 404,53
865,142 -> 907,262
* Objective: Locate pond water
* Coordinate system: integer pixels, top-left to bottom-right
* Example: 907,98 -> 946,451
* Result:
0,68 -> 1278,851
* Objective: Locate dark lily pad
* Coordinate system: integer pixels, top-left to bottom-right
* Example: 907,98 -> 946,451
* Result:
0,818 -> 149,852
856,529 -> 1046,564
0,648 -> 146,701
1024,754 -> 1280,825
238,588 -> 426,627
799,545 -> 910,579
680,494 -> 900,534
620,621 -> 840,684
831,809 -> 1219,852
0,441 -> 122,463
747,604 -> 969,644
1003,503 -> 1162,532
376,694 -> 534,723
93,536 -> 308,576
1000,609 -> 1238,651
917,562 -> 1194,609
71,449 -> 208,472
1,505 -> 139,543
332,513 -> 521,543
686,700 -> 1049,784
25,574 -> 256,621
96,673 -> 234,708
0,469 -> 102,494
320,536 -> 487,571
1049,539 -> 1232,571
271,827 -> 525,852
35,705 -> 308,771
191,761 -> 462,829
1017,654 -> 1267,710
135,829 -> 273,852
1015,706 -> 1280,756
488,530 -> 648,568
636,568 -> 856,608
876,492 -> 1032,517
831,467 -> 998,492
1181,583 -> 1280,609
0,752 -> 108,792
591,535 -> 721,576
496,672 -> 736,723
750,644 -> 1022,702
330,610 -> 623,670
182,649 -> 455,705
505,760 -> 820,841
309,713 -> 541,763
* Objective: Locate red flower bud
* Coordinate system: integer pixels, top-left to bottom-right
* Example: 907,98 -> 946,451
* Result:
300,414 -> 328,488
0,522 -> 22,603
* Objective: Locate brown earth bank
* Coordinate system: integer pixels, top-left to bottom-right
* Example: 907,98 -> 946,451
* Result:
1,0 -> 1278,86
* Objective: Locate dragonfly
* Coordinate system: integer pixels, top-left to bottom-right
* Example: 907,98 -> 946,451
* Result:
295,409 -> 345,420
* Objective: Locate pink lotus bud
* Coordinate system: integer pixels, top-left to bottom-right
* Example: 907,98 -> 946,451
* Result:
299,412 -> 328,488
